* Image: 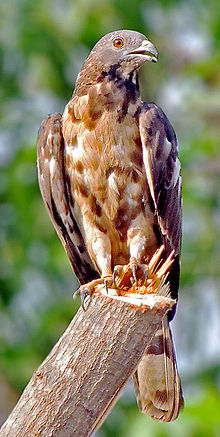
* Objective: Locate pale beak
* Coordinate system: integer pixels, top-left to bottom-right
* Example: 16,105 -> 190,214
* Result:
129,40 -> 158,63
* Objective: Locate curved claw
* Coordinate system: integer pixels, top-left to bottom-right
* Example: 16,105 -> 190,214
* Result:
104,279 -> 109,294
113,268 -> 119,287
80,288 -> 90,311
73,288 -> 80,300
73,287 -> 90,311
132,266 -> 138,283
144,268 -> 149,284
104,277 -> 114,294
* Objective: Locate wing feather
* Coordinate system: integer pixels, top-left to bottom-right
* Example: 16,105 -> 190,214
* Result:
134,103 -> 183,421
139,103 -> 182,308
37,112 -> 98,285
133,317 -> 184,422
139,103 -> 182,254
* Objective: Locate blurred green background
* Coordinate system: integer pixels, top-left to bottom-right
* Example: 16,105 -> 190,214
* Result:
0,0 -> 220,435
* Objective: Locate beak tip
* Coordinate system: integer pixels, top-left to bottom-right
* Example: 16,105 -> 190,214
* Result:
129,40 -> 158,63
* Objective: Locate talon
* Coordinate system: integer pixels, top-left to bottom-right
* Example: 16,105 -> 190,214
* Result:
144,268 -> 149,284
73,277 -> 106,309
81,288 -> 90,311
73,286 -> 91,311
104,279 -> 109,294
130,276 -> 135,285
73,288 -> 80,300
113,268 -> 119,287
132,266 -> 138,283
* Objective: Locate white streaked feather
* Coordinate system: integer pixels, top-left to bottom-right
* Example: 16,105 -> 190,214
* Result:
171,158 -> 181,187
49,156 -> 56,175
108,172 -> 120,195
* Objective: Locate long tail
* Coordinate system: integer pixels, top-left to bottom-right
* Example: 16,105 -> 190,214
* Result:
133,316 -> 184,422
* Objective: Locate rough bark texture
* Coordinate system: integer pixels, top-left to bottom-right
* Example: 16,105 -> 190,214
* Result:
0,291 -> 174,437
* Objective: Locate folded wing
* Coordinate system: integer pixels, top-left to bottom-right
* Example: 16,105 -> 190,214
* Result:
37,112 -> 99,285
133,103 -> 183,421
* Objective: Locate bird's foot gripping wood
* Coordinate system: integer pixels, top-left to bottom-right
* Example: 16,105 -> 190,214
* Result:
74,276 -> 113,310
113,257 -> 149,288
113,246 -> 174,296
74,246 -> 174,309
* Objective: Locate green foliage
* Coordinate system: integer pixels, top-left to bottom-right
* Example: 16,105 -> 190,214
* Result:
0,0 -> 220,435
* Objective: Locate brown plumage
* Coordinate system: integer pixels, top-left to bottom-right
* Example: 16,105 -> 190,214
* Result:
37,30 -> 183,421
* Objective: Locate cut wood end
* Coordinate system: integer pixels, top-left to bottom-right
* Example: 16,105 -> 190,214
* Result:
94,285 -> 176,312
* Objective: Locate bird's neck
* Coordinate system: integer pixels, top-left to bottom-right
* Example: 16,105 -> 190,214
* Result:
74,63 -> 141,121
74,62 -> 140,99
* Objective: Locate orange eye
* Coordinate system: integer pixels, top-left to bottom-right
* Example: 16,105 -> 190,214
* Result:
113,38 -> 124,48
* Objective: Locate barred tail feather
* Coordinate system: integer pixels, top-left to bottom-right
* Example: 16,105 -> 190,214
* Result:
133,316 -> 184,422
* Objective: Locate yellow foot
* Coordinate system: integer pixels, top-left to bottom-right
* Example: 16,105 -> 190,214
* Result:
74,276 -> 113,310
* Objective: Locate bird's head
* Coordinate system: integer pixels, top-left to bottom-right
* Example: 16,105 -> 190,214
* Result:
74,30 -> 158,95
88,30 -> 158,74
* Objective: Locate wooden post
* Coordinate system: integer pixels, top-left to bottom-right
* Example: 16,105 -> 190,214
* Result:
0,287 -> 175,437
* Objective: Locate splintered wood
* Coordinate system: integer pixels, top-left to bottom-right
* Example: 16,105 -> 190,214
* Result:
94,245 -> 175,310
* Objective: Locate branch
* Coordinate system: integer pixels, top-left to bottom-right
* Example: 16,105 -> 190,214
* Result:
0,293 -> 174,437
0,249 -> 175,437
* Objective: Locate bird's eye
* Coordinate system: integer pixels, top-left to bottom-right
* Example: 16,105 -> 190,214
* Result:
113,38 -> 124,48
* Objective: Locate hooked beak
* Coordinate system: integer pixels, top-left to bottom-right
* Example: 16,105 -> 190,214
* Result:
129,39 -> 158,63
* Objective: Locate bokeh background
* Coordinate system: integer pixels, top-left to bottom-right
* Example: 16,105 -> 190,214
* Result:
0,0 -> 220,435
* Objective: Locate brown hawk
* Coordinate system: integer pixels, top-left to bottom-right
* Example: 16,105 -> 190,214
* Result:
37,30 -> 183,422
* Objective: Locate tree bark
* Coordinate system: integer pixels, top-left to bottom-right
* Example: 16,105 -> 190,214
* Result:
0,288 -> 175,437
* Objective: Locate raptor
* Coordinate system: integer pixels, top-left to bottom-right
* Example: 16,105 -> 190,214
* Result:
37,30 -> 183,421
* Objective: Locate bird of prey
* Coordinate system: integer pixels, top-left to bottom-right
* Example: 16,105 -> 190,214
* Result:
37,30 -> 183,422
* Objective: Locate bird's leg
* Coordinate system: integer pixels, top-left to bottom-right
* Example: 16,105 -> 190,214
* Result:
112,228 -> 149,288
74,230 -> 113,309
128,227 -> 149,284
